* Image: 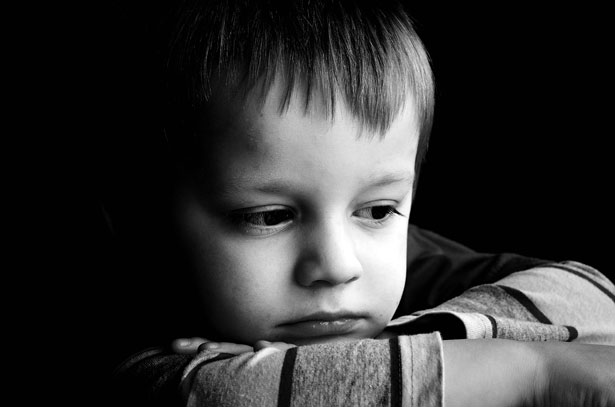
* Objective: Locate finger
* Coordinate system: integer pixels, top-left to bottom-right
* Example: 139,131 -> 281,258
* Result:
171,337 -> 209,354
254,340 -> 296,352
198,341 -> 254,355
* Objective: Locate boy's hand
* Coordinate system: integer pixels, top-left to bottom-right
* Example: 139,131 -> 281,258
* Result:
529,341 -> 615,407
171,337 -> 254,355
171,337 -> 294,355
171,337 -> 213,354
443,339 -> 615,407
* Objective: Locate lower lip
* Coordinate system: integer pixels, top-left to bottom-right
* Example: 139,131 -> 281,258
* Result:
278,318 -> 363,339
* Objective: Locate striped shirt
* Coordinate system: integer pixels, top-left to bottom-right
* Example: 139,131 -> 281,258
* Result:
111,225 -> 615,406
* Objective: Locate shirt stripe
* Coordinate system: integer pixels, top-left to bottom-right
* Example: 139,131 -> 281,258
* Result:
547,264 -> 615,305
485,314 -> 498,338
496,285 -> 552,324
565,325 -> 579,342
389,338 -> 402,407
277,346 -> 298,407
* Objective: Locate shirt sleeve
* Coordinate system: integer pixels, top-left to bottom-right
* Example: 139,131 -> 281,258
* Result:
390,260 -> 615,344
390,225 -> 615,345
180,333 -> 443,407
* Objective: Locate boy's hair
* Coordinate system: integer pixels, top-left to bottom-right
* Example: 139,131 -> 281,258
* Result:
164,0 -> 434,192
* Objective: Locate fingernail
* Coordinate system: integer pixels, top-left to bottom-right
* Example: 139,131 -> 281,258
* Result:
204,342 -> 219,349
177,339 -> 191,347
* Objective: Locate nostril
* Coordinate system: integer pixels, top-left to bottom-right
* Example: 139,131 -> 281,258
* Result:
298,273 -> 359,288
346,276 -> 359,284
307,279 -> 335,288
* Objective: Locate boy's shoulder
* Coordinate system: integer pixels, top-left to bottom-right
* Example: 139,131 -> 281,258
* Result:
407,224 -> 548,268
401,224 -> 551,312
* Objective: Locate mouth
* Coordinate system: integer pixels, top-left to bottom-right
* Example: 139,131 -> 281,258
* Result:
277,312 -> 367,340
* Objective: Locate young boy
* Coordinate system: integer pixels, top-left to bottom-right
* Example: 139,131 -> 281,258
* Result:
111,0 -> 615,406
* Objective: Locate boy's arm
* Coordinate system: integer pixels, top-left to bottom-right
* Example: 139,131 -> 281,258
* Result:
113,334 -> 615,407
181,333 -> 443,407
391,260 -> 615,344
395,225 -> 615,344
111,333 -> 444,407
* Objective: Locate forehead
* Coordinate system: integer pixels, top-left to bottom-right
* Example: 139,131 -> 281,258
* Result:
190,82 -> 419,193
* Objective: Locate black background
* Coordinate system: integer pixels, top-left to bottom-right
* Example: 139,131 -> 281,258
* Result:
48,1 -> 613,398
403,4 -> 612,275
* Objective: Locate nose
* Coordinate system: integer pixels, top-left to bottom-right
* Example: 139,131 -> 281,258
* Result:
294,218 -> 363,287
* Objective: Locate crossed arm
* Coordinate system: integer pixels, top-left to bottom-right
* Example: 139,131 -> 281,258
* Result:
112,228 -> 615,406
173,335 -> 615,407
113,260 -> 615,406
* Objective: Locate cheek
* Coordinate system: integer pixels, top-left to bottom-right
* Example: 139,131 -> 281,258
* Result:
175,197 -> 271,313
186,230 -> 293,341
359,226 -> 408,311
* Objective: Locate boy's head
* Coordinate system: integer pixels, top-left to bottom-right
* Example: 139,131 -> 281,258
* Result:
164,0 -> 434,345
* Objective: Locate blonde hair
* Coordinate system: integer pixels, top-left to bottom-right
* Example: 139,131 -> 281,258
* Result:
165,0 -> 435,189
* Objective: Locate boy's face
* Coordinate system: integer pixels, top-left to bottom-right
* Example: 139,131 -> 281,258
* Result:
174,82 -> 419,346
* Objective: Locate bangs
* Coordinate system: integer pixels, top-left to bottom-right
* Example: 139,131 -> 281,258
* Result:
167,0 -> 434,138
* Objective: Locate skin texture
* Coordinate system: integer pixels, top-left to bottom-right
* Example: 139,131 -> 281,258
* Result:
172,81 -> 419,346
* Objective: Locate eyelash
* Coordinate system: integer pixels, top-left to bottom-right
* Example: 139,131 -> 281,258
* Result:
228,208 -> 295,236
228,205 -> 404,236
353,206 -> 404,225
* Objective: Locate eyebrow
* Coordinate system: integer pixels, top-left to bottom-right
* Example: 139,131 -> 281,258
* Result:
363,171 -> 415,188
205,170 -> 415,199
243,171 -> 415,194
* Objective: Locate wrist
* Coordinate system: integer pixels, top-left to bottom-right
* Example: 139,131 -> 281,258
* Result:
442,339 -> 538,407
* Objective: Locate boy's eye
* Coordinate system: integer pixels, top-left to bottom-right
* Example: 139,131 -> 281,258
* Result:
353,205 -> 404,224
228,208 -> 295,235
239,209 -> 294,226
